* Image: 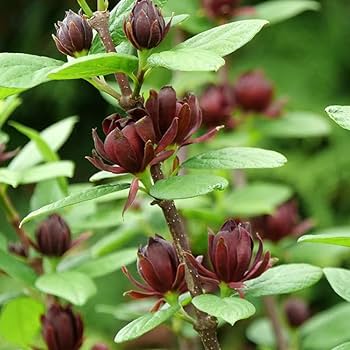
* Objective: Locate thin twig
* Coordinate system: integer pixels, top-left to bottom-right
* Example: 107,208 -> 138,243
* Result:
151,164 -> 221,350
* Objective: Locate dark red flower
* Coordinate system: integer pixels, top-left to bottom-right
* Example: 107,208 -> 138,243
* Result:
188,220 -> 271,292
202,0 -> 241,19
234,70 -> 274,113
124,0 -> 171,50
284,298 -> 310,327
122,235 -> 187,309
87,114 -> 172,175
199,84 -> 236,129
146,86 -> 218,151
41,303 -> 84,350
0,143 -> 18,164
53,10 -> 93,57
35,214 -> 72,257
251,200 -> 313,243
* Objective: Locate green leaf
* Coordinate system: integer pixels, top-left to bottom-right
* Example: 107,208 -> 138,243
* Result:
0,131 -> 8,144
0,297 -> 44,347
324,268 -> 350,303
243,264 -> 323,297
333,343 -> 350,350
192,295 -> 255,326
0,53 -> 63,98
182,147 -> 287,170
227,182 -> 293,217
73,248 -> 137,278
9,116 -> 78,171
30,180 -> 65,211
19,161 -> 74,185
298,229 -> 350,247
148,20 -> 267,71
246,318 -> 277,348
0,250 -> 37,286
35,271 -> 97,306
20,183 -> 130,226
254,0 -> 320,24
115,304 -> 180,343
177,19 -> 268,57
301,303 -> 350,350
257,111 -> 330,138
150,174 -> 228,200
0,96 -> 21,128
0,169 -> 18,187
48,53 -> 138,80
326,106 -> 350,130
89,170 -> 123,182
148,49 -> 225,72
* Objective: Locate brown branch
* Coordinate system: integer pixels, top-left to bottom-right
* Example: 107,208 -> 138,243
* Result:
88,11 -> 133,107
151,164 -> 221,350
263,296 -> 288,350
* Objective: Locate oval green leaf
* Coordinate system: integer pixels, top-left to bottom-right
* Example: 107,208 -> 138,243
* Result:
0,53 -> 63,98
253,0 -> 320,24
73,248 -> 137,278
298,230 -> 350,247
192,295 -> 255,326
0,297 -> 44,347
48,53 -> 138,80
182,147 -> 287,170
35,271 -> 97,306
324,268 -> 350,303
333,343 -> 350,350
243,264 -> 323,297
257,112 -> 330,138
326,106 -> 350,131
115,304 -> 180,343
150,174 -> 228,200
20,183 -> 130,226
0,250 -> 37,286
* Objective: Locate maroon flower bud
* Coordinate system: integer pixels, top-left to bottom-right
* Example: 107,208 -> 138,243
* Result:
0,143 -> 18,164
199,84 -> 236,129
251,200 -> 313,243
284,298 -> 310,327
53,10 -> 93,57
202,0 -> 241,19
124,0 -> 171,50
8,242 -> 27,258
35,214 -> 71,257
234,70 -> 274,113
91,344 -> 109,350
122,235 -> 187,309
145,86 -> 217,151
87,114 -> 172,175
41,303 -> 84,350
189,220 -> 271,292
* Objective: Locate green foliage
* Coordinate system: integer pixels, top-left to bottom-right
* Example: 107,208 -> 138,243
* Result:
324,268 -> 350,302
0,96 -> 21,128
20,183 -> 130,226
0,297 -> 44,347
333,343 -> 350,350
192,295 -> 255,326
114,304 -> 180,343
243,264 -> 323,297
299,230 -> 350,247
326,106 -> 350,130
35,271 -> 97,306
150,174 -> 228,200
0,53 -> 63,98
182,147 -> 287,169
48,53 -> 139,80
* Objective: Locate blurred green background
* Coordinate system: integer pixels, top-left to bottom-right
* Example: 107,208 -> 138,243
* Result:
2,0 -> 350,349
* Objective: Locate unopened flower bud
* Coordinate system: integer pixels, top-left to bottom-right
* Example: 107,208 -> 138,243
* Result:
284,298 -> 310,327
0,143 -> 18,164
8,242 -> 27,258
199,84 -> 236,128
234,70 -> 274,113
91,344 -> 109,350
53,10 -> 93,57
35,214 -> 71,257
124,0 -> 171,50
202,0 -> 241,19
41,303 -> 84,350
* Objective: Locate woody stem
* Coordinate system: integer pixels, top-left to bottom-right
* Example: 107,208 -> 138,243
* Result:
88,11 -> 133,107
150,164 -> 221,350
